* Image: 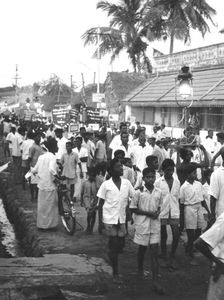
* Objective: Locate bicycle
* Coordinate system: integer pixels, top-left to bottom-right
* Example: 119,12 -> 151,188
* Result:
57,178 -> 83,235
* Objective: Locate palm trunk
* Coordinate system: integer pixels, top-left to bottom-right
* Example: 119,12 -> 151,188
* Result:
136,54 -> 141,73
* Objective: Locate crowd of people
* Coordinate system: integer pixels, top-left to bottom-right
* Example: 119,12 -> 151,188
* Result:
1,115 -> 224,297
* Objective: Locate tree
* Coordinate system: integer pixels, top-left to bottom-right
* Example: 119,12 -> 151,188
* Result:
152,0 -> 216,54
82,0 -> 164,73
39,75 -> 74,110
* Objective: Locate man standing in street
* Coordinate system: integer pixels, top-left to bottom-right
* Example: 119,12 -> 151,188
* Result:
109,122 -> 132,160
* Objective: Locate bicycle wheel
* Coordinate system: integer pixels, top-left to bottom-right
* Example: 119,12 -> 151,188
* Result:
60,194 -> 76,235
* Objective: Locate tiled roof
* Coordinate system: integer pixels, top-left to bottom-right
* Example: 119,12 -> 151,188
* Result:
122,65 -> 224,107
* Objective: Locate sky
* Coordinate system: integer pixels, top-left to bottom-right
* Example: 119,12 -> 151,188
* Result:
0,0 -> 223,89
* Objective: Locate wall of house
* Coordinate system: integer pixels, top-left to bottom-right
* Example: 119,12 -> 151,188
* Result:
125,104 -> 184,128
196,107 -> 224,131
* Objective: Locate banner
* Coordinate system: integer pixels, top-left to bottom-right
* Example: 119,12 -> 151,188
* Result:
86,107 -> 103,123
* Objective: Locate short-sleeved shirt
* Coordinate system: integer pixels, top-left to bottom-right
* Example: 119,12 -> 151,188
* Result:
155,176 -> 180,219
72,147 -> 88,173
56,136 -> 68,160
61,151 -> 80,179
10,132 -> 23,157
131,142 -> 153,171
97,177 -> 135,224
29,143 -> 44,167
6,132 -> 13,149
180,180 -> 204,205
21,139 -> 34,160
95,140 -> 107,160
109,134 -> 133,151
209,166 -> 224,217
130,186 -> 162,234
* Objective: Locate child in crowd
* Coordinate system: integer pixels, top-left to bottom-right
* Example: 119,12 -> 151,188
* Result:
202,168 -> 212,230
146,155 -> 160,180
95,162 -> 107,234
130,167 -> 164,294
95,133 -> 107,164
114,149 -> 135,185
155,159 -> 180,271
123,157 -> 142,190
180,163 -> 210,265
2,132 -> 10,159
81,167 -> 98,234
61,141 -> 82,201
97,158 -> 135,284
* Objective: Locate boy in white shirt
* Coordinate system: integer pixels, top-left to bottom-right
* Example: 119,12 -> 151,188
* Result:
155,159 -> 180,270
180,163 -> 210,265
130,167 -> 164,294
97,158 -> 135,284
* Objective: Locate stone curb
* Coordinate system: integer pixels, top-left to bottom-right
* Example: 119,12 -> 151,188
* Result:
0,172 -> 44,257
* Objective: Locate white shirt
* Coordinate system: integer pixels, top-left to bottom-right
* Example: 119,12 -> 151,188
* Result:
131,142 -> 153,171
31,152 -> 57,191
82,139 -> 96,167
72,146 -> 88,173
56,136 -> 68,160
97,177 -> 135,224
180,180 -> 204,205
9,132 -> 23,157
209,166 -> 224,217
155,176 -> 180,219
213,142 -> 223,167
6,132 -> 13,149
46,129 -> 55,138
112,143 -> 132,159
201,211 -> 224,263
130,186 -> 162,234
109,134 -> 133,151
21,139 -> 34,160
203,137 -> 216,156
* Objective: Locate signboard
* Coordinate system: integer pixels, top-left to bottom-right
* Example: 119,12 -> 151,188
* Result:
69,108 -> 79,121
52,107 -> 70,127
69,123 -> 79,133
153,42 -> 224,73
99,109 -> 109,117
92,93 -> 105,103
86,107 -> 103,123
109,114 -> 119,122
88,123 -> 100,131
97,102 -> 106,109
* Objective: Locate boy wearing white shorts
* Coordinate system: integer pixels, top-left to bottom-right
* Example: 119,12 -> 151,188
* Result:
180,163 -> 210,265
130,167 -> 164,294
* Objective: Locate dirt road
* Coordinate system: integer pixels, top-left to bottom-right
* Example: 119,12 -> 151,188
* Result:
11,181 -> 210,300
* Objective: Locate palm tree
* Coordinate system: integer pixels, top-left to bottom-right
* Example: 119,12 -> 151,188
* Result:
152,0 -> 216,54
82,0 -> 164,73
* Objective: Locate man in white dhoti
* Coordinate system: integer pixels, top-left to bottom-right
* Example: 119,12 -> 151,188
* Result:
31,138 -> 59,230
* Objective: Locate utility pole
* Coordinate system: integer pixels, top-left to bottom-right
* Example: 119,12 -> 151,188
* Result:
97,27 -> 100,93
81,73 -> 87,106
12,64 -> 21,103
